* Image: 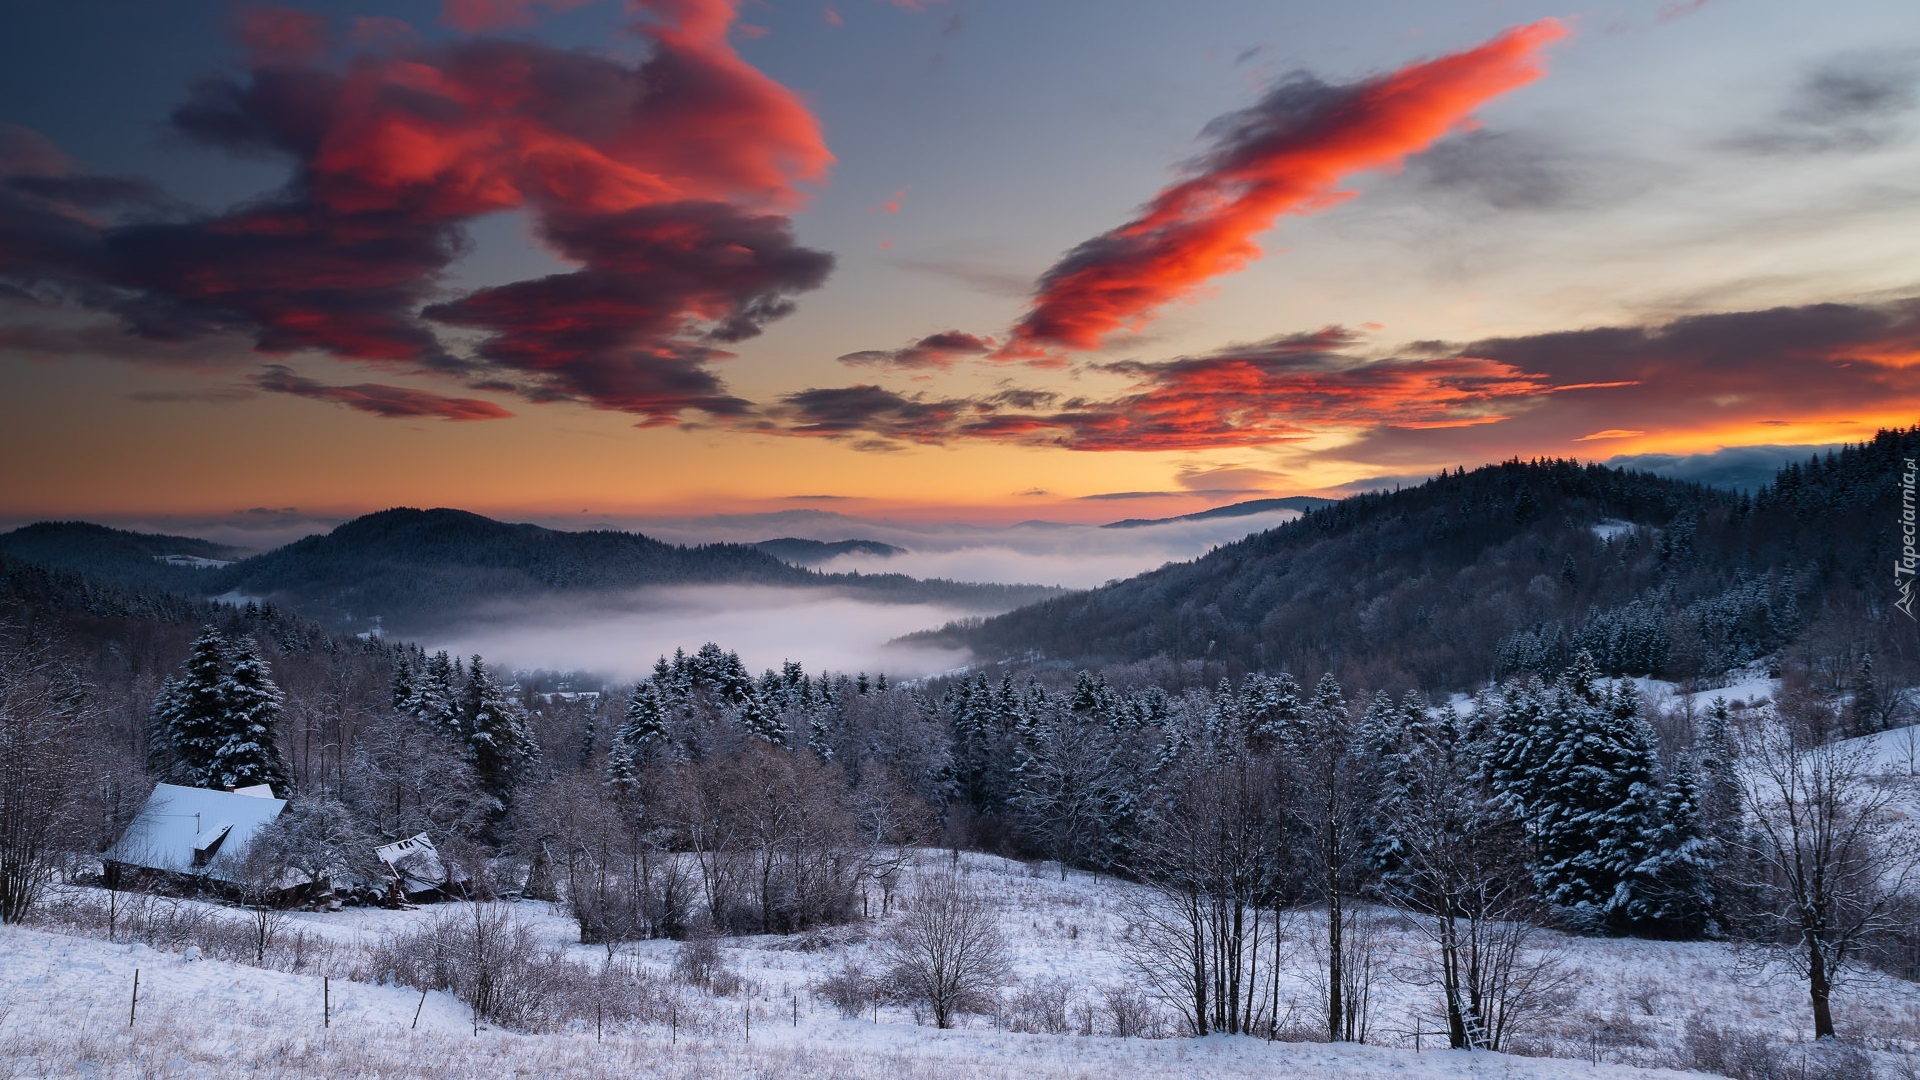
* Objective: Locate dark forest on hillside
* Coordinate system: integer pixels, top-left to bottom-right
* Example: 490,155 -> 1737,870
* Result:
948,428 -> 1920,694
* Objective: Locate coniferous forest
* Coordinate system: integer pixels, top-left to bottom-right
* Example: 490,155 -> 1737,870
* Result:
1,432 -> 1917,1074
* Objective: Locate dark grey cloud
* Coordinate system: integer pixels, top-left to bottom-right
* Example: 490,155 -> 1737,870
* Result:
837,330 -> 995,370
1728,52 -> 1918,155
1397,129 -> 1622,212
255,364 -> 515,421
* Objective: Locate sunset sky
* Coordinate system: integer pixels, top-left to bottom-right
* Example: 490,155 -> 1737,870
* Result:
3,0 -> 1917,534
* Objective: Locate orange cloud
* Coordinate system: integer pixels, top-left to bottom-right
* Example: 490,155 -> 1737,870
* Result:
1008,19 -> 1567,355
770,298 -> 1920,456
773,328 -> 1552,451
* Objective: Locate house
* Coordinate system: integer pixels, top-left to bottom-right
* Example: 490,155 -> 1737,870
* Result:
373,832 -> 469,902
104,782 -> 287,891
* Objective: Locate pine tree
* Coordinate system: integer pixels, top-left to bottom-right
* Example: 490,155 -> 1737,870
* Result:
1242,671 -> 1303,744
145,677 -> 181,781
463,656 -> 536,807
1850,653 -> 1882,736
608,681 -> 668,795
1629,755 -> 1716,937
214,634 -> 290,792
1487,678 -> 1551,814
389,650 -> 418,713
577,710 -> 597,771
412,651 -> 461,736
1528,670 -> 1663,932
156,628 -> 234,789
739,689 -> 788,746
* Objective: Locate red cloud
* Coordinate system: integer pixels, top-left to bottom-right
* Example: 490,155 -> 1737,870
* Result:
424,201 -> 831,422
256,364 -> 514,420
772,298 -> 1920,453
0,0 -> 835,423
1008,20 -> 1567,355
776,328 -> 1551,450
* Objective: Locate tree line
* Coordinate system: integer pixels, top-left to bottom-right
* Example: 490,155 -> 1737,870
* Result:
2,484 -> 1918,1046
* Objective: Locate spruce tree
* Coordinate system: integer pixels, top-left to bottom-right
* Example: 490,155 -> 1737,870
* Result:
412,651 -> 461,736
1528,669 -> 1662,932
214,634 -> 290,793
389,650 -> 418,714
608,681 -> 668,795
463,656 -> 536,807
145,677 -> 181,781
739,689 -> 788,746
157,628 -> 233,789
1629,755 -> 1716,937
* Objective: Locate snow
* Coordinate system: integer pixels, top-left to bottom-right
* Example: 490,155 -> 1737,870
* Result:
103,783 -> 287,882
153,554 -> 234,569
7,852 -> 1917,1078
0,914 -> 1715,1080
1591,521 -> 1638,543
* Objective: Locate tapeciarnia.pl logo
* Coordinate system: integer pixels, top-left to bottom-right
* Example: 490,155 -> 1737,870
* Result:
1899,456 -> 1917,620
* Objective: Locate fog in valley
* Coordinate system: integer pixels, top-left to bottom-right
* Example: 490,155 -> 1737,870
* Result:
415,511 -> 1303,680
423,584 -> 976,682
638,508 -> 1304,589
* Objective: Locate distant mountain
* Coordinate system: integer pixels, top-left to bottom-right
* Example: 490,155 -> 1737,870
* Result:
0,521 -> 247,594
1100,496 -> 1338,529
753,537 -> 905,566
195,508 -> 1056,633
942,430 -> 1920,693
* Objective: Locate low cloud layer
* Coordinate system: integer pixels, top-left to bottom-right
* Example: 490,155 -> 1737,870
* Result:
633,507 -> 1305,588
426,584 -> 974,681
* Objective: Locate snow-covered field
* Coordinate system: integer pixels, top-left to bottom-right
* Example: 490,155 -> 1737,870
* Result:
5,850 -> 1919,1079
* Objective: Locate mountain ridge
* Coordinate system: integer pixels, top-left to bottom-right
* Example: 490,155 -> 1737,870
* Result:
1100,496 -> 1338,529
938,430 -> 1920,693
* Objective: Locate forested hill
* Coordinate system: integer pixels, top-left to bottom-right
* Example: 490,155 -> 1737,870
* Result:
951,428 -> 1920,693
0,521 -> 246,595
1,508 -> 1060,635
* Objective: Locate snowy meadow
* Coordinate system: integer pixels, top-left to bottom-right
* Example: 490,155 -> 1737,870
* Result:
5,851 -> 1917,1080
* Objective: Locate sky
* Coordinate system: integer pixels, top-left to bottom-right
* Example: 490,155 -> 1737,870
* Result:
2,0 -> 1917,534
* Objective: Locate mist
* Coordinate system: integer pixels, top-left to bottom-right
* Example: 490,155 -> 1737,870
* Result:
633,509 -> 1304,589
411,512 -> 1309,682
422,584 -> 976,684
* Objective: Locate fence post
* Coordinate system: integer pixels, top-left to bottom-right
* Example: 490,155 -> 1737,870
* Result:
129,969 -> 139,1027
323,976 -> 330,1028
745,1002 -> 750,1042
412,989 -> 427,1030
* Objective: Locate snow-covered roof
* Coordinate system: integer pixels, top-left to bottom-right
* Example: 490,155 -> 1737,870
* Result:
374,832 -> 464,894
105,783 -> 287,883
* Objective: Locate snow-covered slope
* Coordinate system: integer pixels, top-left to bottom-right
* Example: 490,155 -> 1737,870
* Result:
8,846 -> 1920,1079
0,916 -> 1729,1080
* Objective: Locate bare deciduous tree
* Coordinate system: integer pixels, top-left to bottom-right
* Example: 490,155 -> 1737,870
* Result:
0,626 -> 92,924
1737,719 -> 1920,1039
1119,726 -> 1292,1037
1380,711 -> 1568,1050
880,865 -> 1010,1029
